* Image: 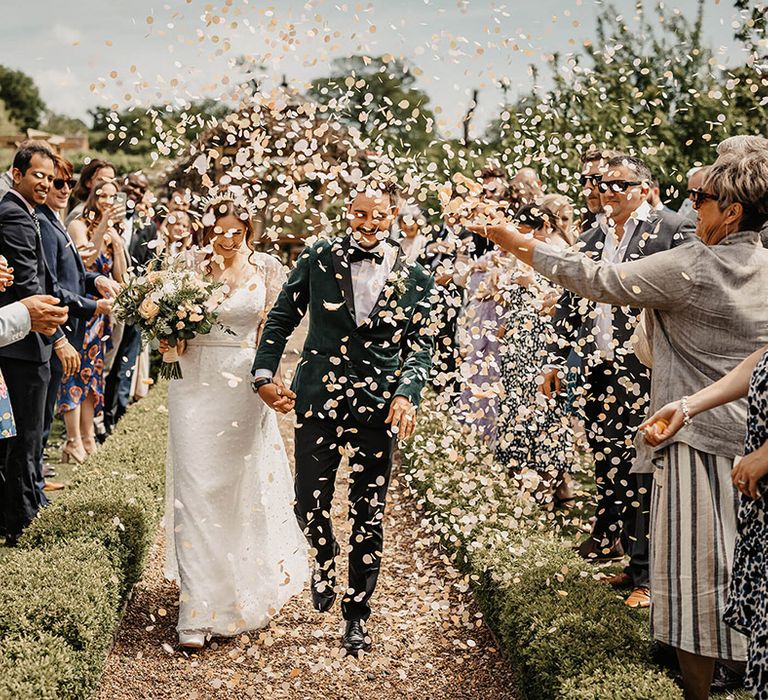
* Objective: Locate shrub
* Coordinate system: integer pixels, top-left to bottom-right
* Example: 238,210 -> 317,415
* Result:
400,398 -> 683,700
0,384 -> 168,700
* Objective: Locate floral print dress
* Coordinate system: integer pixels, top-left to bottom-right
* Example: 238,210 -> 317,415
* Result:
724,349 -> 768,699
56,251 -> 113,415
0,371 -> 15,439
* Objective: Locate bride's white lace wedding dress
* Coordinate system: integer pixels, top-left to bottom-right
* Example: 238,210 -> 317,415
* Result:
163,252 -> 309,635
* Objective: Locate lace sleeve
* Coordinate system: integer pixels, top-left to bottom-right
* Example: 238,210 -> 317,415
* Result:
262,253 -> 288,315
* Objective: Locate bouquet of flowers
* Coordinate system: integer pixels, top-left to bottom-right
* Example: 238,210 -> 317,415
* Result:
113,262 -> 225,380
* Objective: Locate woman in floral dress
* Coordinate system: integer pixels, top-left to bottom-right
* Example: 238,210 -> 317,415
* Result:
58,179 -> 126,461
495,204 -> 577,506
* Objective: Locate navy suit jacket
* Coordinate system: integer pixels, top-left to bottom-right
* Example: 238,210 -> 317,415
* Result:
0,191 -> 62,363
37,205 -> 100,349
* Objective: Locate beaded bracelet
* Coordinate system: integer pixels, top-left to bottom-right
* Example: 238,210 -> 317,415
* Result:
680,396 -> 693,427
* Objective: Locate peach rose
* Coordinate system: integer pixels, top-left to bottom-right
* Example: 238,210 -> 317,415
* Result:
138,297 -> 160,321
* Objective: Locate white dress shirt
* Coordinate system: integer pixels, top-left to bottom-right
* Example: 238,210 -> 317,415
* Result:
398,234 -> 428,265
593,200 -> 652,359
0,302 -> 31,348
349,239 -> 396,326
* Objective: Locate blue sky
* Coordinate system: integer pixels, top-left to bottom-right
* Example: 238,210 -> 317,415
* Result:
0,0 -> 749,137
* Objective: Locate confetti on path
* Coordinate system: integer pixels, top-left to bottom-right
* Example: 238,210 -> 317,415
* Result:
95,329 -> 517,700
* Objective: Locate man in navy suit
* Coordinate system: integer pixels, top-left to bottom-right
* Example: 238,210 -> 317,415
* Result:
0,143 -> 81,545
37,154 -> 118,485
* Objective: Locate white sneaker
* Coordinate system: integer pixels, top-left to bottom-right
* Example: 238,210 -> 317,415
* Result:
178,629 -> 206,649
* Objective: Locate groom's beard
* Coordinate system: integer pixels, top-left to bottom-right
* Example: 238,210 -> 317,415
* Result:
349,226 -> 389,249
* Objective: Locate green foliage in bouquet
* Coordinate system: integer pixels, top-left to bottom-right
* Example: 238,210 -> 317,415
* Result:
113,262 -> 225,380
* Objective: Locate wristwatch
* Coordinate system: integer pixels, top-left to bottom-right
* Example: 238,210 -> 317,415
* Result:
251,376 -> 273,393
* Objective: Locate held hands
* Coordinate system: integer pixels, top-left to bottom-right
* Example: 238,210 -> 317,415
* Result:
731,442 -> 768,500
257,381 -> 296,414
385,396 -> 417,440
55,339 -> 81,380
639,401 -> 686,446
21,295 -> 68,335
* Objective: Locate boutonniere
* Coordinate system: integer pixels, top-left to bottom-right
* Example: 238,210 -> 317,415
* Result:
386,268 -> 409,298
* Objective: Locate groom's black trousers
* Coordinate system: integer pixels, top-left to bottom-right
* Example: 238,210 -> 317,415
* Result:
294,413 -> 394,622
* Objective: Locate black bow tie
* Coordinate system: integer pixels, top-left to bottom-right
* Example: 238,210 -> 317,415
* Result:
348,247 -> 384,265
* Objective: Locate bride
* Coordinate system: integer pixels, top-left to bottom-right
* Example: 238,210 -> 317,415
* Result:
160,196 -> 309,649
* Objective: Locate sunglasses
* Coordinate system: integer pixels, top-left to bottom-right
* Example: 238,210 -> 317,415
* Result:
579,174 -> 602,187
597,179 -> 642,193
688,188 -> 718,209
53,178 -> 76,191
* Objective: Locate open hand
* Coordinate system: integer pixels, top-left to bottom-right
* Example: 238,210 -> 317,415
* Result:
257,381 -> 296,414
385,396 -> 417,440
55,339 -> 81,380
639,401 -> 686,446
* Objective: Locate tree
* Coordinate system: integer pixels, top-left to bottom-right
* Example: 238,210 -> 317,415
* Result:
484,1 -> 768,205
42,111 -> 88,135
307,55 -> 438,155
0,66 -> 46,129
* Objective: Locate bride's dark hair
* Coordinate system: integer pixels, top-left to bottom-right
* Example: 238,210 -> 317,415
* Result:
197,199 -> 255,249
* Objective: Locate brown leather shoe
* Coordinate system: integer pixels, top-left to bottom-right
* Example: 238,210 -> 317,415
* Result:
599,572 -> 633,589
625,586 -> 651,608
43,480 -> 66,492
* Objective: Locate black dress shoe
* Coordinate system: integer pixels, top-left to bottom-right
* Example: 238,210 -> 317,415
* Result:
575,535 -> 625,562
4,533 -> 19,548
310,572 -> 337,613
342,620 -> 371,656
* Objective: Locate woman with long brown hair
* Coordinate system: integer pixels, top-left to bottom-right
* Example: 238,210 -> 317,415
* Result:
65,158 -> 116,228
158,195 -> 308,650
57,178 -> 126,462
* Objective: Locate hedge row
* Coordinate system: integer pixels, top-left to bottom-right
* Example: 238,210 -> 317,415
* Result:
401,399 -> 682,700
0,384 -> 169,700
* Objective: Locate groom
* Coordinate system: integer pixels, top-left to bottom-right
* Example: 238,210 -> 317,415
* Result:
252,180 -> 435,655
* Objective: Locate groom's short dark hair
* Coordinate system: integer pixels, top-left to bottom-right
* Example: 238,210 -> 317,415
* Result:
349,178 -> 401,208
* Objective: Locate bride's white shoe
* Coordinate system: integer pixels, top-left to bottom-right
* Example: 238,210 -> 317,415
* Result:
178,629 -> 206,649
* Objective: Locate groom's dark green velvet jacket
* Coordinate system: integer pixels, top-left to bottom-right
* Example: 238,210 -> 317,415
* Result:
252,235 -> 436,425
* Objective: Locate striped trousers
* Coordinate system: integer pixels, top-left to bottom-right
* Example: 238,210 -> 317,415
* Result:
650,442 -> 748,661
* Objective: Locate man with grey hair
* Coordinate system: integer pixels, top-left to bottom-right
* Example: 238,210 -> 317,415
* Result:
542,154 -> 695,608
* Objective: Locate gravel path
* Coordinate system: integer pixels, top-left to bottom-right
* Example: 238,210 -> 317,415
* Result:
95,329 -> 517,700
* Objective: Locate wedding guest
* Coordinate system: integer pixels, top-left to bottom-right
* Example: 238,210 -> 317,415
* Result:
156,209 -> 194,261
0,271 -> 68,440
643,342 -> 768,700
60,178 -> 126,461
678,166 -> 711,221
508,167 -> 544,212
395,203 -> 428,264
471,149 -> 768,699
38,157 -> 118,482
470,164 -> 510,258
540,193 -> 577,244
103,171 -> 157,436
578,148 -> 620,230
498,155 -> 695,609
647,175 -> 674,213
495,204 -> 576,506
65,158 -> 116,228
0,143 -> 79,546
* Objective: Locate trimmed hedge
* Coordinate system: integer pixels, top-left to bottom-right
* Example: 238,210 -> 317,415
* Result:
401,399 -> 682,700
0,385 -> 168,700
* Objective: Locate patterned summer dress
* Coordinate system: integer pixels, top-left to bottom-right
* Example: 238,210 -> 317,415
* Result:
0,371 -> 15,439
56,251 -> 113,415
724,349 -> 768,699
